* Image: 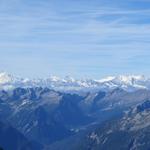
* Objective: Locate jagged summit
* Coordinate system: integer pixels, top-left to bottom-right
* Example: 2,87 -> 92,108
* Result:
0,72 -> 148,91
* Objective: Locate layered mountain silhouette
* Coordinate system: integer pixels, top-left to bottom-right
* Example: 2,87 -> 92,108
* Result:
0,76 -> 150,149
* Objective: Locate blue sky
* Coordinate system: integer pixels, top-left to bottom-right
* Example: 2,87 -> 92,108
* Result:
0,0 -> 150,78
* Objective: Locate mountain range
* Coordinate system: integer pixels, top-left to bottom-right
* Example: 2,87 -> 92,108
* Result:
0,72 -> 150,149
0,72 -> 149,92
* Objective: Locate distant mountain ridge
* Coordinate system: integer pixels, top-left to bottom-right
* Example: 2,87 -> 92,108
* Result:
0,72 -> 149,92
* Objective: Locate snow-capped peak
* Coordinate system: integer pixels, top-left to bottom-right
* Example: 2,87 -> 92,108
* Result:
115,75 -> 145,84
49,75 -> 61,82
0,72 -> 14,84
99,75 -> 145,84
97,76 -> 116,82
0,72 -> 149,92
